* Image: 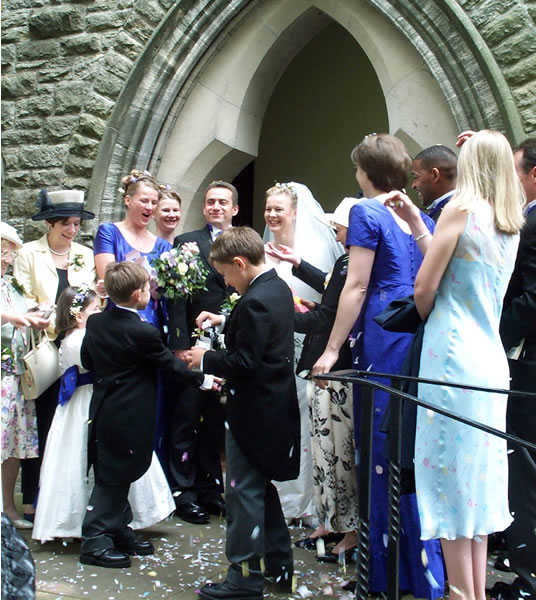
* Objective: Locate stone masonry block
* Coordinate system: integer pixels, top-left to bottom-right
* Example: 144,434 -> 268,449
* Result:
17,94 -> 55,118
93,70 -> 124,99
103,51 -> 134,79
28,7 -> 84,39
78,113 -> 107,139
38,63 -> 72,84
1,27 -> 28,43
4,189 -> 42,218
504,54 -> 536,86
62,33 -> 102,55
30,168 -> 65,187
1,72 -> 37,99
84,92 -> 114,119
17,39 -> 61,61
18,144 -> 69,168
86,10 -> 130,32
18,117 -> 43,130
494,29 -> 536,65
4,171 -> 31,187
113,31 -> 143,61
1,103 -> 16,128
2,129 -> 44,146
44,116 -> 80,141
1,150 -> 19,170
55,82 -> 89,114
64,154 -> 95,177
70,134 -> 100,159
480,5 -> 525,46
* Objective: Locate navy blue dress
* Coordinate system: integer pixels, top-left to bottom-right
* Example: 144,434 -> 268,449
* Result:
93,223 -> 172,473
347,199 -> 444,598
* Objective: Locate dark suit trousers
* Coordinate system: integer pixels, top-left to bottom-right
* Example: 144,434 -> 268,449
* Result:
80,483 -> 137,554
168,386 -> 224,505
505,358 -> 536,595
225,430 -> 292,591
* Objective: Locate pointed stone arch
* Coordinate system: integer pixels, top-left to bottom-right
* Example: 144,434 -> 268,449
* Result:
87,0 -> 526,227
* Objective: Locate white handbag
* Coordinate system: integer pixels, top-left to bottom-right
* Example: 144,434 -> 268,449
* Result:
21,330 -> 61,400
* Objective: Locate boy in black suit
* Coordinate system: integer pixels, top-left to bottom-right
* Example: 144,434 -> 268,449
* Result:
80,262 -> 215,569
187,227 -> 300,600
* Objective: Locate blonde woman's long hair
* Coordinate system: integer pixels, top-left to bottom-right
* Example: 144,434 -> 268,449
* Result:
453,129 -> 525,234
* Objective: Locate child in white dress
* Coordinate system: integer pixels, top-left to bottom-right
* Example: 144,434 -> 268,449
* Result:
33,285 -> 175,543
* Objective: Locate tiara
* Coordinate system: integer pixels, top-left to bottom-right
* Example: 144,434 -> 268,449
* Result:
69,284 -> 91,317
273,182 -> 297,201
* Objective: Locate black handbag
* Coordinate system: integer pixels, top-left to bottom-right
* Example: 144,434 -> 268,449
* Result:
372,294 -> 422,333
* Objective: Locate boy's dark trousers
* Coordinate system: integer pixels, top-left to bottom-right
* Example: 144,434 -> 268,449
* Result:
224,430 -> 292,591
80,483 -> 137,554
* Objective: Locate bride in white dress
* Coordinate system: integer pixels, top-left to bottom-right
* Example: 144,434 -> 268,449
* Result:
33,286 -> 175,543
263,182 -> 343,523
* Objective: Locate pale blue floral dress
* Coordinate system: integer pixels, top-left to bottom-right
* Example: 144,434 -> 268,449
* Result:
415,200 -> 519,540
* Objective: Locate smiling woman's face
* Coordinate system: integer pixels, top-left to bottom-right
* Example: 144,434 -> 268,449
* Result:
264,192 -> 296,234
125,183 -> 159,228
47,217 -> 82,247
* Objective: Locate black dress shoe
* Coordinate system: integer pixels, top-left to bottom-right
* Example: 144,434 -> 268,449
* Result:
199,581 -> 262,600
488,580 -> 528,600
116,539 -> 154,556
175,501 -> 210,524
493,552 -> 512,573
295,532 -> 344,550
316,547 -> 356,564
80,548 -> 131,568
201,498 -> 226,516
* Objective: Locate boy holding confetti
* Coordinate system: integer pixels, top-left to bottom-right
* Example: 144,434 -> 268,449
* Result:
187,227 -> 300,599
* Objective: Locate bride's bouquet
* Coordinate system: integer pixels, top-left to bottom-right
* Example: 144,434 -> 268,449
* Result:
152,242 -> 209,300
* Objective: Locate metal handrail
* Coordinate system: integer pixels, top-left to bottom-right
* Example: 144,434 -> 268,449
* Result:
314,369 -> 536,600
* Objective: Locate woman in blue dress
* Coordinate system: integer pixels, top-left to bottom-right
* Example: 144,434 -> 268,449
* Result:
94,170 -> 172,471
313,134 -> 444,598
388,130 -> 524,600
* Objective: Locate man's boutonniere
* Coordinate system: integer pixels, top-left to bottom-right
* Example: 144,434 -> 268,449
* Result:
220,292 -> 241,317
69,254 -> 85,271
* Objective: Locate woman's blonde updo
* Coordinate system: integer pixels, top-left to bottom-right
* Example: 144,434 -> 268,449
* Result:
265,182 -> 298,209
118,169 -> 160,197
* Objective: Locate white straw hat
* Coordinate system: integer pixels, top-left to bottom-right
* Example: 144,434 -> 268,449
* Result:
1,222 -> 24,249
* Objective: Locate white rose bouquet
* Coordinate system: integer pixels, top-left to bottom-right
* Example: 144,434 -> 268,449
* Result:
152,242 -> 209,300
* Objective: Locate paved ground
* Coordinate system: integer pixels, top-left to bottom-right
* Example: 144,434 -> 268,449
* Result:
17,509 -> 514,600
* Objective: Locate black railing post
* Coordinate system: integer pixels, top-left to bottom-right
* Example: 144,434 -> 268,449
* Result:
355,384 -> 374,600
387,378 -> 402,600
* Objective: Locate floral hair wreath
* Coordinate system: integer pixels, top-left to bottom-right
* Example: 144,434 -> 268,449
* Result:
69,284 -> 91,317
117,169 -> 156,195
273,182 -> 297,202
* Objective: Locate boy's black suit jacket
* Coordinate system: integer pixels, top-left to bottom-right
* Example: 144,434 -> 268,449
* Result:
168,226 -> 228,350
81,307 -> 203,486
203,269 -> 300,482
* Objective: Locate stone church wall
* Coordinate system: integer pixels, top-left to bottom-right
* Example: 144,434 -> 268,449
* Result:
1,0 -> 535,239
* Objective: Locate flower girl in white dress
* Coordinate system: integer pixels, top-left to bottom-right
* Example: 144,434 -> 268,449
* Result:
33,285 -> 175,543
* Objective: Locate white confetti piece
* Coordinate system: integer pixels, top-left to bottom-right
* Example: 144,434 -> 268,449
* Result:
86,505 -> 94,511
181,452 -> 188,461
297,584 -> 313,598
251,526 -> 260,540
450,584 -> 463,596
421,548 -> 428,567
382,533 -> 388,548
316,538 -> 325,557
375,465 -> 384,475
424,568 -> 440,589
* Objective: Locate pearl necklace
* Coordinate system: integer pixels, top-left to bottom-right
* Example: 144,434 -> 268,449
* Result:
49,247 -> 70,256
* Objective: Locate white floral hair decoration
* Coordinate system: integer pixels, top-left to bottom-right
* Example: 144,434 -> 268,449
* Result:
69,284 -> 91,317
118,169 -> 155,195
273,182 -> 297,202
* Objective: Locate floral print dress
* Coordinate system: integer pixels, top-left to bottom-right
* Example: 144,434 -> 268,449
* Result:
1,276 -> 38,461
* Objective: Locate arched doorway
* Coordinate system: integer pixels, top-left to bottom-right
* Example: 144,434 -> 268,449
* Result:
87,0 -> 520,229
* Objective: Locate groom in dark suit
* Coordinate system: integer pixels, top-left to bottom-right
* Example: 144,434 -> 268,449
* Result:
80,262 -> 213,568
188,227 -> 300,600
492,138 -> 536,600
167,181 -> 238,523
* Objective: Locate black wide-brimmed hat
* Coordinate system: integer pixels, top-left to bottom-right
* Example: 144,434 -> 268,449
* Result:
31,189 -> 95,221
